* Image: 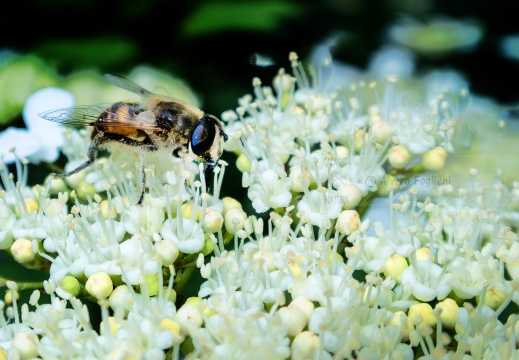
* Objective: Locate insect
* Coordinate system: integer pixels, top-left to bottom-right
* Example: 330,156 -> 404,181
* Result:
39,74 -> 228,205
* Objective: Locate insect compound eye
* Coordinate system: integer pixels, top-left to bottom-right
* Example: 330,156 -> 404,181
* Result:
191,116 -> 217,156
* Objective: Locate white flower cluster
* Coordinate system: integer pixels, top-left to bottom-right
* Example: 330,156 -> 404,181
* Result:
0,49 -> 518,359
186,177 -> 519,358
0,128 -> 244,358
224,52 -> 467,219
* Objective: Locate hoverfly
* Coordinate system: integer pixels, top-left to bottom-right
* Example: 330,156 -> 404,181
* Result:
39,74 -> 228,204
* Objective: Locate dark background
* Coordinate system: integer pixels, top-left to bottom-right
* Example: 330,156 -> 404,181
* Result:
2,0 -> 519,116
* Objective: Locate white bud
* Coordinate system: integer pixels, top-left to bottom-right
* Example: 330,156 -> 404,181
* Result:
224,208 -> 247,234
291,331 -> 321,359
422,147 -> 447,171
289,166 -> 313,192
11,238 -> 35,264
388,144 -> 411,169
278,306 -> 307,337
109,285 -> 133,312
175,303 -> 203,336
85,272 -> 113,299
335,183 -> 363,209
435,298 -> 458,329
155,239 -> 180,266
289,295 -> 315,320
371,120 -> 395,143
12,330 -> 39,359
202,208 -> 224,233
336,210 -> 361,235
388,311 -> 414,342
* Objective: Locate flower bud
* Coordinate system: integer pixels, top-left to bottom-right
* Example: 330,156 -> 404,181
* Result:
336,183 -> 362,209
377,175 -> 399,196
415,247 -> 434,262
44,198 -> 65,217
185,297 -> 202,307
202,208 -> 224,233
371,120 -> 395,144
328,249 -> 343,263
222,196 -> 242,215
336,210 -> 361,235
384,254 -> 408,280
236,153 -> 251,173
253,250 -> 275,272
109,285 -> 132,311
408,303 -> 435,327
291,331 -> 320,359
201,234 -> 215,256
289,166 -> 313,193
224,208 -> 247,234
387,311 -> 414,342
100,200 -> 116,219
100,316 -> 122,336
25,198 -> 39,214
388,144 -> 411,169
85,272 -> 113,299
278,306 -> 307,337
75,180 -> 96,201
59,276 -> 80,297
175,303 -> 203,335
45,174 -> 67,194
273,69 -> 296,93
335,145 -> 350,160
355,129 -> 368,152
11,238 -> 35,264
435,298 -> 458,329
4,288 -> 19,306
422,146 -> 447,171
155,238 -> 180,266
477,286 -> 506,310
144,274 -> 159,296
160,318 -> 181,335
12,330 -> 39,359
181,203 -> 201,221
289,296 -> 314,321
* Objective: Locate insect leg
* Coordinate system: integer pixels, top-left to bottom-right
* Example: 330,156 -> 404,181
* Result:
202,161 -> 217,193
137,152 -> 146,206
54,131 -> 105,179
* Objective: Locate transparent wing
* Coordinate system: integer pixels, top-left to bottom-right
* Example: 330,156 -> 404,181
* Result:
38,104 -> 112,126
104,74 -> 154,97
38,104 -> 160,130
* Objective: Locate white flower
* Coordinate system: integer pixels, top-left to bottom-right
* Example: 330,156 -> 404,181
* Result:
297,189 -> 342,226
160,217 -> 205,254
248,167 -> 293,213
0,87 -> 74,163
399,261 -> 453,302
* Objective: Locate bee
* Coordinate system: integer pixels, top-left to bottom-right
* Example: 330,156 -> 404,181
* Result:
38,74 -> 228,205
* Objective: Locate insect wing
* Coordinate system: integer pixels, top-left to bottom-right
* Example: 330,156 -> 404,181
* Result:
104,74 -> 154,97
38,104 -> 160,130
38,104 -> 112,126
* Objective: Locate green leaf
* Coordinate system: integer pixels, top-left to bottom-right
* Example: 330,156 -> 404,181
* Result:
182,1 -> 299,37
34,36 -> 138,69
0,251 -> 48,283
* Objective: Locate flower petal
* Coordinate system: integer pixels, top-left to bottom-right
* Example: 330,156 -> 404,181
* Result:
0,128 -> 41,163
23,87 -> 75,163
